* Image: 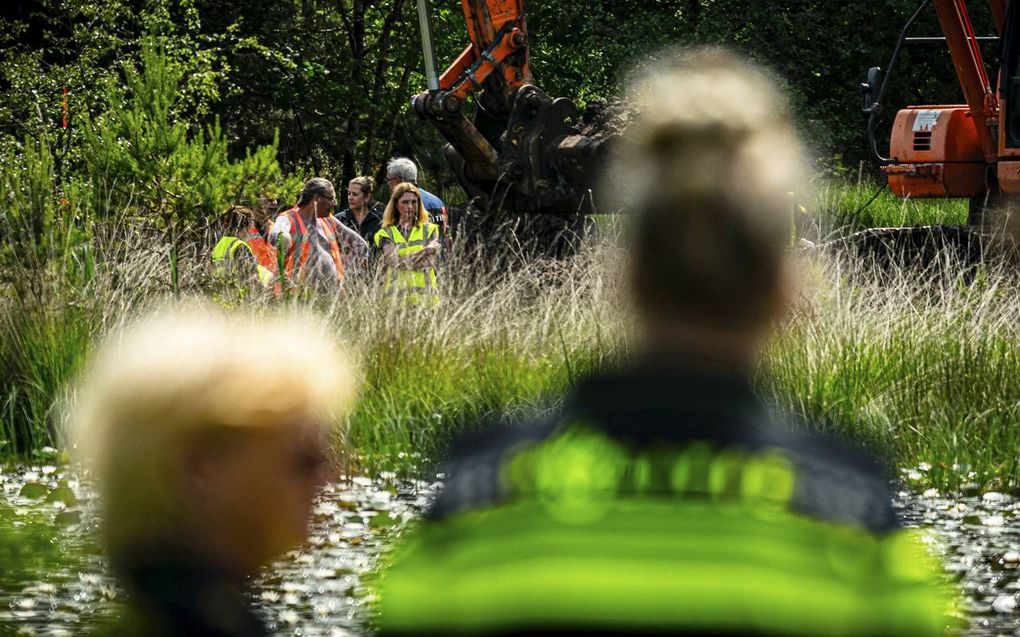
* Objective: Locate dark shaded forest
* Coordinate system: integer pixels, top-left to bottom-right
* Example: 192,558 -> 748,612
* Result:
0,0 -> 999,204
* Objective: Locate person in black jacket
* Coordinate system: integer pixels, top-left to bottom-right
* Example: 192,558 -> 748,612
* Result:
73,307 -> 358,636
335,175 -> 385,256
374,47 -> 954,637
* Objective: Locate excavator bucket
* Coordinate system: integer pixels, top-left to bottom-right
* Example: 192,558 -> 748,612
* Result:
411,0 -> 622,247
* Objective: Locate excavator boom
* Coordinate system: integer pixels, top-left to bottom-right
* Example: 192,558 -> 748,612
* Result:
412,0 -> 610,218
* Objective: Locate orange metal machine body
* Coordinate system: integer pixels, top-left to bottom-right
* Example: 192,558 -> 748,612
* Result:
866,0 -> 1020,210
885,106 -> 986,197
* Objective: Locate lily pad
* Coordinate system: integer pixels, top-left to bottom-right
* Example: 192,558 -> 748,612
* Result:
46,486 -> 77,506
55,510 -> 81,525
336,499 -> 359,511
982,492 -> 1008,503
19,482 -> 48,499
992,595 -> 1017,614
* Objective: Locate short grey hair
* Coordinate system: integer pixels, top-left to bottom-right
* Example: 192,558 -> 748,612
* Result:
298,177 -> 335,206
386,157 -> 418,184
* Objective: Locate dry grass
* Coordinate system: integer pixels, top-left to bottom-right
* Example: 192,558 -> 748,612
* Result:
5,186 -> 1020,492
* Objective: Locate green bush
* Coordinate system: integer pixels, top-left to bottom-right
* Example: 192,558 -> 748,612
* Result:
78,40 -> 293,228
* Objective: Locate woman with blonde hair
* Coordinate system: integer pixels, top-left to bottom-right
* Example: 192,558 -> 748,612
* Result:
72,305 -> 358,636
374,182 -> 441,305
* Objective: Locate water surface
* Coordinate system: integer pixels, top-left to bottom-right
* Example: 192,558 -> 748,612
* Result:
2,463 -> 1018,636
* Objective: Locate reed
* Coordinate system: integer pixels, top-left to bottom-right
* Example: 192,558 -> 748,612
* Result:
762,250 -> 1020,492
3,182 -> 1020,493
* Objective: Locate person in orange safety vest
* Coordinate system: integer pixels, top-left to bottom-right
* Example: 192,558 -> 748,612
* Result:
268,178 -> 367,292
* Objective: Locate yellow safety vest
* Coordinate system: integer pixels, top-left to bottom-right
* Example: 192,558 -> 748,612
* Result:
374,223 -> 440,305
211,236 -> 274,287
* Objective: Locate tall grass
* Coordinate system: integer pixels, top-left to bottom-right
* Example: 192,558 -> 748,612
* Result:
762,251 -> 1020,492
4,180 -> 1020,493
0,212 -> 633,472
317,237 -> 631,473
0,203 -> 185,459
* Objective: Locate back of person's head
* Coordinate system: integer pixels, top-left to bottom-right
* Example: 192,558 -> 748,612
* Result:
71,304 -> 358,573
220,206 -> 252,233
387,157 -> 418,184
298,177 -> 335,206
611,47 -> 808,335
383,182 -> 428,227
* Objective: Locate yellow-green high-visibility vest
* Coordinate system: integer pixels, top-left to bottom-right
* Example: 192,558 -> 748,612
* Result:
212,236 -> 274,287
374,223 -> 439,305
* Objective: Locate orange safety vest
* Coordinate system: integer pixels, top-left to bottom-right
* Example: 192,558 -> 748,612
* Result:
280,208 -> 345,287
245,221 -> 277,275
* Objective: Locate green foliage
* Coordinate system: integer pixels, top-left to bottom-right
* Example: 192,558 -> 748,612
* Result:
0,0 -> 1004,185
691,0 -> 995,170
0,136 -> 58,275
78,40 -> 288,227
0,37 -> 296,454
812,181 -> 968,235
528,1 -> 693,106
189,0 -> 464,190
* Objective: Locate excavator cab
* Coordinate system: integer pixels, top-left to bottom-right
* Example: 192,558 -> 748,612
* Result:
864,0 -> 1020,221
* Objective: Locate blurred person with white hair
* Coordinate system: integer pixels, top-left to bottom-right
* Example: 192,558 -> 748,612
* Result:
374,48 -> 954,637
72,306 -> 357,636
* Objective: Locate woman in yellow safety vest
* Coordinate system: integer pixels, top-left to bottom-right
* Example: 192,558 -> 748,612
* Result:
374,182 -> 441,305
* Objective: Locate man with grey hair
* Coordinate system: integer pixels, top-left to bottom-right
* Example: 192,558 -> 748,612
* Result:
270,177 -> 368,290
386,157 -> 447,240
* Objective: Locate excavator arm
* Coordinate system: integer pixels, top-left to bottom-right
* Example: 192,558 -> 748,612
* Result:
411,0 -> 608,217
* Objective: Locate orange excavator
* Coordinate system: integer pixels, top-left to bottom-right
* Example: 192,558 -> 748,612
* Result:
410,0 -> 609,220
862,0 -> 1018,224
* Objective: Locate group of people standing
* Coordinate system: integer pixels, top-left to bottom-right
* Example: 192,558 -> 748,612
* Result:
214,157 -> 447,304
75,47 -> 954,637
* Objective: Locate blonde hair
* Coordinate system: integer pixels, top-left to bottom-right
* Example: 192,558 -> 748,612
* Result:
349,175 -> 376,200
612,47 -> 808,330
71,304 -> 358,560
383,182 -> 429,227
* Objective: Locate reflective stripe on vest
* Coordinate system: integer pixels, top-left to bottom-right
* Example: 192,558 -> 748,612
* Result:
213,235 -> 273,288
375,425 -> 954,637
375,223 -> 439,304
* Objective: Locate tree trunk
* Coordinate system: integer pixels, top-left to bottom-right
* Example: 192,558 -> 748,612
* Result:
363,0 -> 408,174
